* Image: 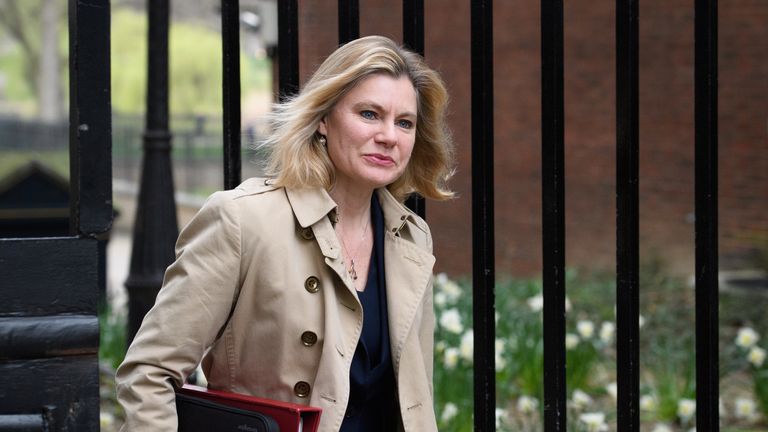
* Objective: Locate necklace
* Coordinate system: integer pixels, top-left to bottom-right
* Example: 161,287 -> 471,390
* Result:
338,212 -> 370,281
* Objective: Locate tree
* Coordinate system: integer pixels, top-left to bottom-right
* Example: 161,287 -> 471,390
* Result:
0,0 -> 66,122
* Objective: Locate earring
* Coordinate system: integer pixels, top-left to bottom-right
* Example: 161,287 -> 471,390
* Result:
319,136 -> 327,146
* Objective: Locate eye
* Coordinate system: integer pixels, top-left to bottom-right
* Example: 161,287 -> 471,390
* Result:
360,110 -> 376,120
397,119 -> 414,130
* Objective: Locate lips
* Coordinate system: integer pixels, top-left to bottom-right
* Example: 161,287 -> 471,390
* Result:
363,153 -> 395,166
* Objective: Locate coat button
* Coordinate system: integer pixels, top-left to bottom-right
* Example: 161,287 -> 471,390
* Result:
294,381 -> 311,398
304,276 -> 320,293
300,227 -> 315,240
301,331 -> 318,346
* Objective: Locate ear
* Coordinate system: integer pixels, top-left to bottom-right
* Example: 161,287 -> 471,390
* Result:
317,117 -> 328,136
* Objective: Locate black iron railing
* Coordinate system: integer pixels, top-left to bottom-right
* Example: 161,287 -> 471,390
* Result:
215,1 -> 722,431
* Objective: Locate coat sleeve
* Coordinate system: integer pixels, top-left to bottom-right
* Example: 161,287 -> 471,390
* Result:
115,191 -> 243,431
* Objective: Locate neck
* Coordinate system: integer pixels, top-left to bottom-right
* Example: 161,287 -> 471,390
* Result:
329,183 -> 375,222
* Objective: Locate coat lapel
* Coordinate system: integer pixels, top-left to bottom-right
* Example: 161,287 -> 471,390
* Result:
378,189 -> 436,369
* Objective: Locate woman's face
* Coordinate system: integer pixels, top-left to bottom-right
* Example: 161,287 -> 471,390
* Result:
318,73 -> 418,194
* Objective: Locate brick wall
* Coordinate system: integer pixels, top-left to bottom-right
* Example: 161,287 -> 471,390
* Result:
294,0 -> 768,277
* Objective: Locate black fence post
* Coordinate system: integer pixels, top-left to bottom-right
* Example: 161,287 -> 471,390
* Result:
541,0 -> 567,429
402,0 -> 426,219
277,0 -> 299,99
338,0 -> 359,44
125,0 -> 178,345
695,0 -> 719,428
471,1 -> 496,430
616,0 -> 641,429
221,0 -> 242,190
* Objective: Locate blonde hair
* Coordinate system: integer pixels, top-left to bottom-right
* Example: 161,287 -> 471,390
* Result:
261,35 -> 454,201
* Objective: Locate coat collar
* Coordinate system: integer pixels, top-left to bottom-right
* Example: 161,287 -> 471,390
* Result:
284,186 -> 425,241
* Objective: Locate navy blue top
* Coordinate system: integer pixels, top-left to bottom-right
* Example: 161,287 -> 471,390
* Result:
340,194 -> 397,432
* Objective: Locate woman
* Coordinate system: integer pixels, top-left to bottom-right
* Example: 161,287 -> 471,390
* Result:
116,35 -> 454,432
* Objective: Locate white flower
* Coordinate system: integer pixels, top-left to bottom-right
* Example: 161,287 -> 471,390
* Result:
436,273 -> 463,302
495,408 -> 508,429
495,339 -> 507,370
516,395 -> 539,414
434,292 -> 448,307
527,294 -> 544,312
600,322 -> 615,344
640,395 -> 657,412
677,398 -> 696,423
638,314 -> 646,328
734,397 -> 758,421
100,412 -> 115,428
441,402 -> 459,423
748,346 -> 766,367
651,425 -> 672,432
439,308 -> 463,334
736,327 -> 760,348
577,320 -> 595,339
571,389 -> 593,410
579,412 -> 608,432
565,296 -> 572,312
444,347 -> 460,369
435,341 -> 446,353
565,333 -> 580,349
459,330 -> 474,362
606,382 -> 617,400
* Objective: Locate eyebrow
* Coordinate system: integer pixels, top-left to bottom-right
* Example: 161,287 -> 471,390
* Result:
352,101 -> 417,119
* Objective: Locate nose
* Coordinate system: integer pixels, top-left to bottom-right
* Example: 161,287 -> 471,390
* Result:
375,122 -> 397,147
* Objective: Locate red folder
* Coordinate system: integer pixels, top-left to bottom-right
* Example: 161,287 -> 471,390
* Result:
177,384 -> 322,432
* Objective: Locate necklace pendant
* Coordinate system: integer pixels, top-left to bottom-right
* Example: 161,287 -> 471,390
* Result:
349,259 -> 358,280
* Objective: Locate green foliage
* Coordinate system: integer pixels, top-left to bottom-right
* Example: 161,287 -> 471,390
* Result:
433,267 -> 767,431
99,305 -> 127,371
110,8 -> 271,115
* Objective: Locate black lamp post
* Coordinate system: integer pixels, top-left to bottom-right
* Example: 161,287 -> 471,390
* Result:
125,0 -> 178,345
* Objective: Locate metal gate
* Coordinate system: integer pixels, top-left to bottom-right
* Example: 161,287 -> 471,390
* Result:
266,1 -> 720,430
0,1 -> 111,430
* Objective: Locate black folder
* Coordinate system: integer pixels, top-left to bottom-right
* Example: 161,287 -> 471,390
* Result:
176,391 -> 280,432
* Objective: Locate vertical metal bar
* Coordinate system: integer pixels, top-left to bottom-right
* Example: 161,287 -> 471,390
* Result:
125,0 -> 179,345
471,1 -> 495,430
338,0 -> 359,44
616,0 -> 640,429
221,0 -> 242,190
402,0 -> 426,218
277,0 -> 299,99
402,0 -> 424,55
541,0 -> 567,429
695,0 -> 719,428
68,0 -> 112,235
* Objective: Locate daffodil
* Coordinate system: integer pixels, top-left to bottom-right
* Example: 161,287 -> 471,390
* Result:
516,395 -> 539,414
459,330 -> 474,362
444,347 -> 460,369
734,397 -> 758,421
571,389 -> 593,410
677,398 -> 696,424
577,320 -> 595,339
600,322 -> 615,344
579,412 -> 608,432
527,294 -> 543,312
565,333 -> 580,349
747,346 -> 766,367
439,308 -> 463,334
441,402 -> 459,423
736,327 -> 760,348
640,394 -> 657,412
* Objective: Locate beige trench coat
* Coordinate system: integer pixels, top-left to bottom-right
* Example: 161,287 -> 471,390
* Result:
116,178 -> 438,431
